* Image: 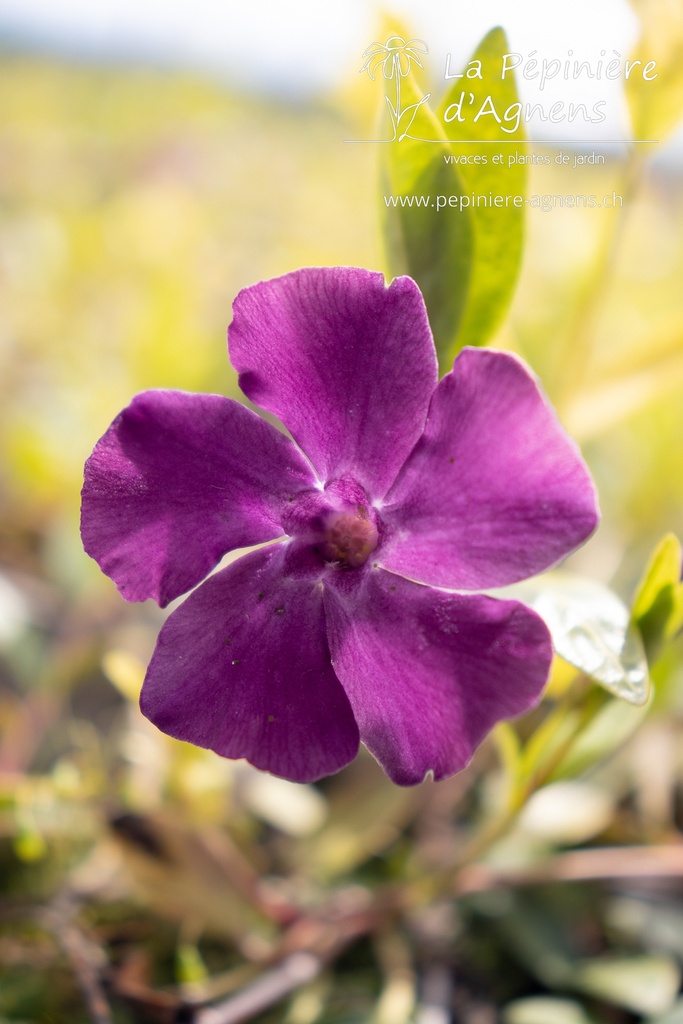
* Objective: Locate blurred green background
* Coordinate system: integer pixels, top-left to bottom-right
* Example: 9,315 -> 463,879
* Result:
1,4 -> 683,1021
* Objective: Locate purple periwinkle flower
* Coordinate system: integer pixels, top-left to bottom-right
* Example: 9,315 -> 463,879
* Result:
81,268 -> 599,786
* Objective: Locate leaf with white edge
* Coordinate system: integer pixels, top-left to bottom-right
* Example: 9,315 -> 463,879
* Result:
632,533 -> 683,662
499,573 -> 650,706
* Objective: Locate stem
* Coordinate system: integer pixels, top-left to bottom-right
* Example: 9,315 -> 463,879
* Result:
456,842 -> 683,895
408,681 -> 610,906
395,63 -> 402,122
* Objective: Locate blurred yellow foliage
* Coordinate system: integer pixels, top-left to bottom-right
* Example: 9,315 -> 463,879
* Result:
0,57 -> 379,524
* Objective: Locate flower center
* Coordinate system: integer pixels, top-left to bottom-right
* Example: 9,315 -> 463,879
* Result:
320,505 -> 378,568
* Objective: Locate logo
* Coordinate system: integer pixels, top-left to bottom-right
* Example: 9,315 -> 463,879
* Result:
351,34 -> 660,145
359,36 -> 431,142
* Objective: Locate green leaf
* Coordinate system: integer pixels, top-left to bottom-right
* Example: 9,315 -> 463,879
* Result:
380,71 -> 474,369
503,997 -> 597,1024
436,27 -> 527,357
571,956 -> 680,1016
519,701 -> 588,791
293,753 -> 418,879
492,895 -> 577,989
379,26 -> 526,371
176,942 -> 208,985
498,898 -> 679,1016
502,572 -> 650,706
632,533 -> 683,662
491,720 -> 523,799
626,0 -> 683,141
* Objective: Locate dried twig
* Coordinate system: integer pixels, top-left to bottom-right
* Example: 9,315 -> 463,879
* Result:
107,842 -> 683,1024
43,893 -> 113,1024
194,952 -> 320,1024
191,888 -> 400,1023
415,964 -> 453,1024
454,843 -> 683,895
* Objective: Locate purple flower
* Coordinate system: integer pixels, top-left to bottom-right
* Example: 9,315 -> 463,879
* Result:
81,268 -> 599,786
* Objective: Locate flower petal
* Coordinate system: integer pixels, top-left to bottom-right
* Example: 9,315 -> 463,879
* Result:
380,348 -> 599,590
229,268 -> 438,501
81,390 -> 316,607
141,544 -> 360,783
360,52 -> 389,79
361,41 -> 388,58
396,51 -> 417,76
324,568 -> 552,786
404,39 -> 429,54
